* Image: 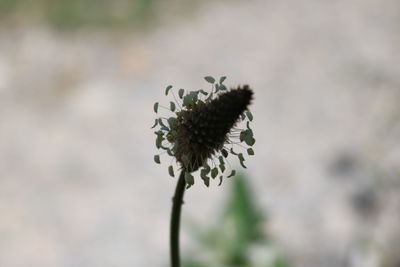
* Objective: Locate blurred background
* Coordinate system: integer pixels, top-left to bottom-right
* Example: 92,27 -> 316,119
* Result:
0,0 -> 400,266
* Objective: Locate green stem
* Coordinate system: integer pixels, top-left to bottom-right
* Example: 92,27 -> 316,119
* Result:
170,170 -> 186,267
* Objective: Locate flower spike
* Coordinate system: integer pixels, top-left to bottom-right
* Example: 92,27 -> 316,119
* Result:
153,76 -> 255,187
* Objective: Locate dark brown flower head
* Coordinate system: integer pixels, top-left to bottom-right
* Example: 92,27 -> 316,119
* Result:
171,86 -> 253,172
152,76 -> 255,188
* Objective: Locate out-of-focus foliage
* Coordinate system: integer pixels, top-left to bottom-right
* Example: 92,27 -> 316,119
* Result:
184,174 -> 290,267
0,0 -> 199,30
1,0 -> 158,29
44,0 -> 158,29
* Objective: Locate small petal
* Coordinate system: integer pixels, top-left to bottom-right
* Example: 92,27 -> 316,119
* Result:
153,102 -> 159,113
238,153 -> 247,168
246,111 -> 253,121
200,169 -> 210,187
227,170 -> 236,178
185,172 -> 195,187
204,76 -> 215,84
219,164 -> 225,173
247,148 -> 255,155
165,85 -> 173,95
154,155 -> 161,164
170,101 -> 176,112
218,176 -> 223,186
150,119 -> 158,129
178,89 -> 185,99
168,165 -> 175,177
211,167 -> 218,179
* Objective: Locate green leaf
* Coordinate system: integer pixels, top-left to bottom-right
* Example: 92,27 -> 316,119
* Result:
219,76 -> 227,84
165,85 -> 173,95
150,119 -> 158,129
153,102 -> 159,113
227,170 -> 236,178
204,76 -> 215,84
170,101 -> 176,112
154,155 -> 160,164
247,148 -> 255,155
168,165 -> 175,177
238,153 -> 247,168
272,256 -> 291,267
178,89 -> 185,99
211,167 -> 218,179
185,172 -> 194,187
200,169 -> 210,187
224,174 -> 263,244
246,111 -> 253,121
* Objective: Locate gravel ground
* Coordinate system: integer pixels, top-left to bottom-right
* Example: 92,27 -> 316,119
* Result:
0,0 -> 400,266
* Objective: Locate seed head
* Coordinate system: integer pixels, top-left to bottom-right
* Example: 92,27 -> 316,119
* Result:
172,86 -> 253,172
152,76 -> 255,188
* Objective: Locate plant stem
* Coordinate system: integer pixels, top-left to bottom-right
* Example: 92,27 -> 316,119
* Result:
170,170 -> 186,267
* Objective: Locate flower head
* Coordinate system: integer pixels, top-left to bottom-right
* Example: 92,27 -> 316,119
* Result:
152,76 -> 255,188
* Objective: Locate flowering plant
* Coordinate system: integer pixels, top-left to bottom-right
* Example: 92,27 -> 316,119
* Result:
152,76 -> 255,267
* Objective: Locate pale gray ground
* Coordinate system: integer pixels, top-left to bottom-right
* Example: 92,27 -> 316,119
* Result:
0,0 -> 399,266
